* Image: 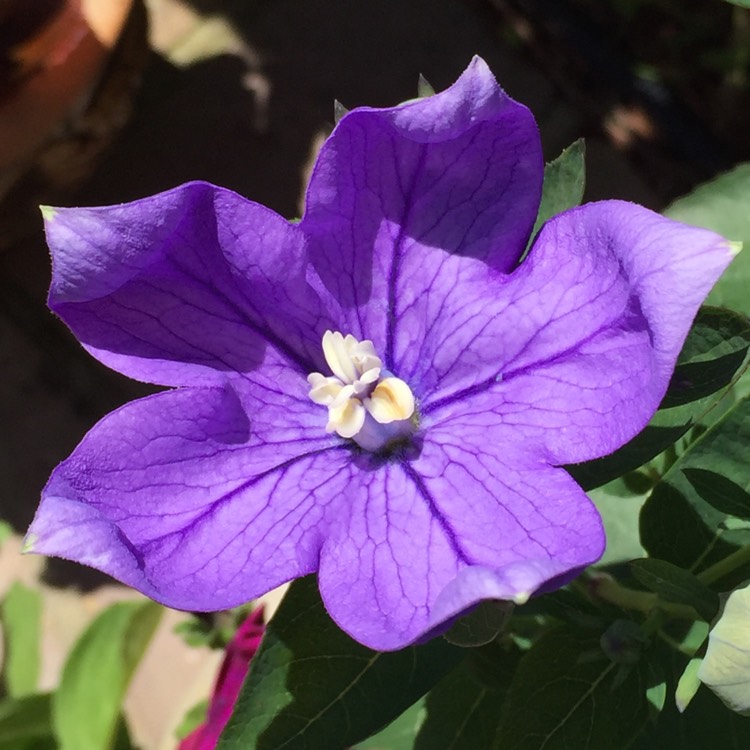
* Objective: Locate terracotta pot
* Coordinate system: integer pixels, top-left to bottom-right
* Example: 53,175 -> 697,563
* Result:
0,0 -> 148,208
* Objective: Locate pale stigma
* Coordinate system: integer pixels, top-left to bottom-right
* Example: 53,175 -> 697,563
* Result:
307,330 -> 416,451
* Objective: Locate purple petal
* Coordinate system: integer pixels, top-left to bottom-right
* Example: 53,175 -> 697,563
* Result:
318,434 -> 603,651
26,382 -> 349,610
46,182 -> 332,387
301,56 -> 542,356
421,201 -> 735,464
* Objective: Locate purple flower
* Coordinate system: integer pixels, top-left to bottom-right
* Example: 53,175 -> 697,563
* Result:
26,57 -> 733,651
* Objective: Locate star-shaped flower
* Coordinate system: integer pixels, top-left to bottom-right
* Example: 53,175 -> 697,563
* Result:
26,57 -> 734,650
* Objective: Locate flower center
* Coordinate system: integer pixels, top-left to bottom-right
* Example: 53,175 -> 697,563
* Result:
307,330 -> 416,452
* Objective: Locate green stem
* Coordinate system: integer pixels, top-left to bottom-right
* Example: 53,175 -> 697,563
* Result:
588,574 -> 699,621
590,575 -> 656,613
640,608 -> 667,637
697,544 -> 750,586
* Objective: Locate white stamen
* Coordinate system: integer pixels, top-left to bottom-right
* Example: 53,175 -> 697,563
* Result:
308,330 -> 416,450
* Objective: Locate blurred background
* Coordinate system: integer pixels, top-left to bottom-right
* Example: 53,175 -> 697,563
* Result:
1,0 -> 748,747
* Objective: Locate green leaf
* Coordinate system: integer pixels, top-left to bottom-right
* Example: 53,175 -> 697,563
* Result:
676,620 -> 710,657
530,139 -> 586,243
175,700 -> 209,741
676,308 -> 750,366
354,699 -> 425,749
0,522 -> 12,549
661,307 -> 750,409
664,163 -> 750,315
1,583 -> 42,697
52,600 -> 162,750
518,587 -> 605,627
646,670 -> 667,717
567,424 -> 687,491
629,558 -> 719,621
640,395 -> 750,574
0,693 -> 54,749
415,643 -> 520,750
494,625 -> 652,750
415,666 -> 503,749
217,576 -> 463,750
588,478 -> 648,565
173,610 -> 247,650
417,74 -> 435,98
683,468 -> 750,519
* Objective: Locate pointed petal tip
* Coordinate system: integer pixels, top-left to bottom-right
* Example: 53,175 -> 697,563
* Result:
467,54 -> 491,73
39,205 -> 57,222
21,532 -> 38,555
729,240 -> 743,257
430,558 -> 599,629
462,55 -> 500,88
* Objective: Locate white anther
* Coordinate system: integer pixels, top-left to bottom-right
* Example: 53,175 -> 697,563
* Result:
330,383 -> 356,409
307,373 -> 345,406
327,397 -> 365,438
364,377 -> 415,424
322,330 -> 382,386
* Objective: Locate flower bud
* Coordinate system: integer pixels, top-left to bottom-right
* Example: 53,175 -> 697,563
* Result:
698,582 -> 750,715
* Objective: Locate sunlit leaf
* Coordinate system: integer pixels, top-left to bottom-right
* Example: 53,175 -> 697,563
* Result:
354,699 -> 425,749
530,139 -> 586,244
664,163 -> 750,315
0,522 -> 12,548
1,583 -> 42,697
640,396 -> 750,576
52,600 -> 162,750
